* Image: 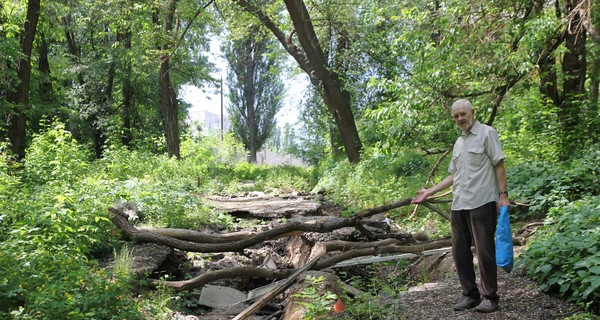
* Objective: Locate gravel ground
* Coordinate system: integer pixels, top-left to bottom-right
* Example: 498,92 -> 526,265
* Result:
397,258 -> 583,320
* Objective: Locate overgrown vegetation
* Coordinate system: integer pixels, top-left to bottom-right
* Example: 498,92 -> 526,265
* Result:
519,197 -> 600,308
2,0 -> 599,318
1,119 -> 599,318
0,123 -> 315,319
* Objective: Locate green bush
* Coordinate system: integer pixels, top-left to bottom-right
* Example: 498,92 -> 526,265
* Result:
313,148 -> 427,210
507,144 -> 600,220
519,196 -> 600,307
391,150 -> 430,177
22,121 -> 92,186
0,247 -> 140,319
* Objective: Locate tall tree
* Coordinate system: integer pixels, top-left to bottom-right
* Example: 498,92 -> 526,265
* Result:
154,0 -> 181,158
224,25 -> 284,163
4,0 -> 41,159
152,0 -> 217,158
235,0 -> 363,163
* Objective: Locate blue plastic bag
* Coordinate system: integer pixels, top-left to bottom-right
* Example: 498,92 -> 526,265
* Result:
495,205 -> 514,273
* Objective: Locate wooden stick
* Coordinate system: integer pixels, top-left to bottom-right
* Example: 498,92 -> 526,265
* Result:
420,202 -> 450,221
232,253 -> 324,320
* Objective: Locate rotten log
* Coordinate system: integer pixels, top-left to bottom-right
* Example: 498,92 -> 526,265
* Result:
154,238 -> 452,291
109,200 -> 426,253
232,252 -> 325,320
138,227 -> 257,243
110,206 -> 358,253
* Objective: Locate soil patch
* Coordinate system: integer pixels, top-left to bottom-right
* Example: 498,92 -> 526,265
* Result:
398,249 -> 582,320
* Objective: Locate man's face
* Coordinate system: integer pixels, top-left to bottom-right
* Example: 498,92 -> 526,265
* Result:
451,105 -> 475,132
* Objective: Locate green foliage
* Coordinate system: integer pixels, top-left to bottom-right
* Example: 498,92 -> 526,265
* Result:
313,147 -> 427,209
391,150 -> 430,177
507,144 -> 600,220
0,121 -> 325,318
519,196 -> 600,307
138,282 -> 177,320
22,121 -> 92,186
292,275 -> 338,319
0,249 -> 140,319
498,93 -> 562,162
336,263 -> 405,319
233,162 -> 315,193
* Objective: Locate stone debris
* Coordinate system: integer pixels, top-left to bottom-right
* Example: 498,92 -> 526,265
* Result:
198,285 -> 247,309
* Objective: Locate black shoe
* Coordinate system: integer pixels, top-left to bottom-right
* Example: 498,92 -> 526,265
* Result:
453,296 -> 481,311
475,298 -> 498,313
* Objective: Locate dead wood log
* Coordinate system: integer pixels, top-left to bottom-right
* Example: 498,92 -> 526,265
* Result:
109,197 -> 448,254
419,202 -> 450,220
355,198 -> 413,218
319,238 -> 402,251
138,227 -> 256,243
155,238 -> 452,291
314,239 -> 452,269
110,206 -> 358,253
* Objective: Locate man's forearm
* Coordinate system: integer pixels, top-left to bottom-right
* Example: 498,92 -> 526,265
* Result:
495,160 -> 510,206
428,175 -> 454,196
495,160 -> 508,192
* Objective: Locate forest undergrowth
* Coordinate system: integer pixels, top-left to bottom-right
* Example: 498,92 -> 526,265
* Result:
0,124 -> 598,319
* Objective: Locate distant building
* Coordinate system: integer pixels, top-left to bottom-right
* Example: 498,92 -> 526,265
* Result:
256,148 -> 308,167
202,111 -> 230,132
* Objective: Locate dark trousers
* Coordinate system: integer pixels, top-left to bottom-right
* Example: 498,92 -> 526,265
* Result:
451,201 -> 499,301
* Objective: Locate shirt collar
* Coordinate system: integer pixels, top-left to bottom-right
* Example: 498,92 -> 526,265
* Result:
461,120 -> 481,136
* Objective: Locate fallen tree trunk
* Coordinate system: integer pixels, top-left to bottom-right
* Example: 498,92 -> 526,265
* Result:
109,197 -> 454,292
138,227 -> 257,243
110,207 -> 359,253
154,238 -> 452,291
109,203 -> 420,253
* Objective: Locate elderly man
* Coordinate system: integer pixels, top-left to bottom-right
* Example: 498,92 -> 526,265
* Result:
412,99 -> 510,313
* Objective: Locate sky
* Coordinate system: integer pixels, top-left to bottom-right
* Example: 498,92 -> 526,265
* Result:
179,66 -> 308,128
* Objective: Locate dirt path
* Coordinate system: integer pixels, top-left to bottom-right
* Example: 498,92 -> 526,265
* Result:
397,252 -> 582,320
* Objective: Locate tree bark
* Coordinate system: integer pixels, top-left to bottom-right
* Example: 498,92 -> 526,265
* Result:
6,0 -> 40,159
120,29 -> 134,147
38,34 -> 53,104
558,0 -> 588,155
159,57 -> 181,158
157,0 -> 181,159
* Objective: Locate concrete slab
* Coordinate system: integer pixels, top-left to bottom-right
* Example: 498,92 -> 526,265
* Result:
199,285 -> 247,309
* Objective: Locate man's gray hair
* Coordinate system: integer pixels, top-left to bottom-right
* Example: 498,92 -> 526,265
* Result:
451,99 -> 473,112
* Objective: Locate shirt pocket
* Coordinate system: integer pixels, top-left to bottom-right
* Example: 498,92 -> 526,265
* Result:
467,147 -> 487,167
450,150 -> 461,173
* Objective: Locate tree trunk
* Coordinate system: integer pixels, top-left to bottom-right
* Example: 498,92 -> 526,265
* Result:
283,0 -> 362,163
6,0 -> 40,159
159,57 -> 181,158
38,34 -> 53,104
120,29 -> 133,147
559,0 -> 588,156
247,49 -> 258,163
157,0 -> 180,159
589,51 -> 599,142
